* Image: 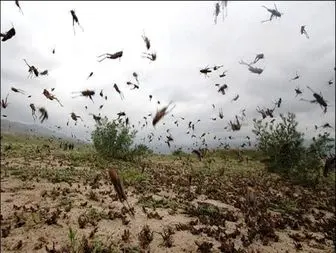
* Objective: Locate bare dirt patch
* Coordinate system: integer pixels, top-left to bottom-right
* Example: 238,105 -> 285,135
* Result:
1,134 -> 335,252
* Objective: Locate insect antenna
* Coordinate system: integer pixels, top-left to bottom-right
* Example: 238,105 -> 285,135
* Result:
274,3 -> 278,11
306,86 -> 315,94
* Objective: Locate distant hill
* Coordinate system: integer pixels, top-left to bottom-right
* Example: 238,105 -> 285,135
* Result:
1,118 -> 78,142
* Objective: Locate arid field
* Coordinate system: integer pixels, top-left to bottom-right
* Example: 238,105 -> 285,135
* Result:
1,133 -> 335,253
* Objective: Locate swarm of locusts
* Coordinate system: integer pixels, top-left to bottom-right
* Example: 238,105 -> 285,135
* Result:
1,1 -> 335,186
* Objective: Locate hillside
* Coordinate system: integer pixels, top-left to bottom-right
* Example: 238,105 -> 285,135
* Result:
1,118 -> 75,142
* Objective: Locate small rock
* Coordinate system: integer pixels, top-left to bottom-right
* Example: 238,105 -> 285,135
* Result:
152,195 -> 163,202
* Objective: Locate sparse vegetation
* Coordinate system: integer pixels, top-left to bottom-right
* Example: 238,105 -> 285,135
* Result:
0,133 -> 335,252
1,1 -> 334,252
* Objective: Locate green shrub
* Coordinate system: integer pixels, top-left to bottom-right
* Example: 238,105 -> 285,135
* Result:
294,132 -> 335,185
172,148 -> 185,156
252,113 -> 305,174
125,144 -> 154,163
91,117 -> 137,160
132,144 -> 153,157
252,112 -> 335,186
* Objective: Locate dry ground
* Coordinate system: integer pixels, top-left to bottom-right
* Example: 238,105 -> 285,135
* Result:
1,133 -> 335,253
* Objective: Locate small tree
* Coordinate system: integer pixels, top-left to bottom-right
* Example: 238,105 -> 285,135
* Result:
91,117 -> 137,160
252,112 -> 335,185
252,112 -> 305,174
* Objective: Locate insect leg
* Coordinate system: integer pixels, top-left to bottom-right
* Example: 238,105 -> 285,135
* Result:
23,59 -> 30,68
97,53 -> 108,58
261,14 -> 273,23
261,18 -> 271,23
78,22 -> 84,32
274,3 -> 278,11
55,98 -> 63,107
166,104 -> 176,115
97,56 -> 107,62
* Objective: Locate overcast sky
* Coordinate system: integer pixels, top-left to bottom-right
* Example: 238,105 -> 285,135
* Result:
1,1 -> 335,153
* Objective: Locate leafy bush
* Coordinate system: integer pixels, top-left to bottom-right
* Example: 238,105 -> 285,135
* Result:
252,113 -> 305,174
295,132 -> 335,185
132,144 -> 153,157
252,112 -> 335,186
172,148 -> 184,156
127,144 -> 153,162
91,117 -> 137,160
307,132 -> 335,159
